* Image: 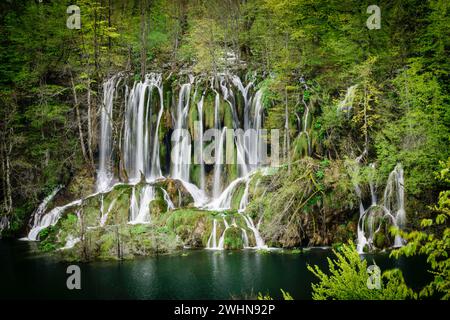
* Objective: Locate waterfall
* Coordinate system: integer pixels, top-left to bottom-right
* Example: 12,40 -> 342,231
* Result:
129,186 -> 139,222
161,188 -> 176,210
171,80 -> 193,182
384,164 -> 406,247
100,196 -> 119,227
179,180 -> 208,207
196,95 -> 206,190
129,185 -> 155,224
26,199 -> 82,241
217,217 -> 230,250
59,234 -> 80,250
231,75 -> 253,132
98,74 -> 122,192
241,228 -> 249,248
123,73 -> 164,183
355,163 -> 406,253
99,73 -> 270,209
241,213 -> 267,249
0,216 -> 10,234
213,127 -> 227,198
248,90 -> 265,170
207,219 -> 218,249
28,185 -> 62,229
28,73 -> 278,251
205,176 -> 247,210
338,85 -> 358,116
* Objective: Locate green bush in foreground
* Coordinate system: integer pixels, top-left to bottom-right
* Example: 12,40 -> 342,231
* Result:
307,242 -> 415,300
390,158 -> 450,300
257,289 -> 293,300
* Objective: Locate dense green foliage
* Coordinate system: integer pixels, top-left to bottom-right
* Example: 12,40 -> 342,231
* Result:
307,242 -> 415,300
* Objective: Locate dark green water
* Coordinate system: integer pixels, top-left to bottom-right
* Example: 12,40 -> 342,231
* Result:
0,240 -> 432,299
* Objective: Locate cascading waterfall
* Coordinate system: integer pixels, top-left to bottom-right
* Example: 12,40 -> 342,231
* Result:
356,163 -> 406,253
103,72 -> 269,207
100,195 -> 120,227
384,164 -> 406,247
217,217 -> 230,250
27,73 -> 274,250
171,79 -> 193,182
337,85 -> 358,116
59,234 -> 81,251
28,185 -> 62,230
161,188 -> 176,210
0,216 -> 10,234
98,74 -> 122,192
27,199 -> 83,241
124,73 -> 164,183
207,219 -> 218,249
129,185 -> 155,224
212,127 -> 227,198
196,95 -> 206,191
205,176 -> 247,211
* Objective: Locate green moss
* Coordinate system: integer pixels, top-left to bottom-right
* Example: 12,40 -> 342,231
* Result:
374,232 -> 387,249
203,94 -> 215,130
38,225 -> 59,251
230,183 -> 245,210
164,208 -> 213,247
223,103 -> 234,128
224,226 -> 244,249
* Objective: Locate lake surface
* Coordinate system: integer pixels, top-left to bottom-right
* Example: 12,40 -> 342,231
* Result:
0,240 -> 432,299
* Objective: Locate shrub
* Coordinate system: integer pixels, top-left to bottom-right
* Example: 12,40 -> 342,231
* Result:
307,241 -> 415,300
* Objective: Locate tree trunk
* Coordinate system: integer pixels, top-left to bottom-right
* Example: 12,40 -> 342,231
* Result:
70,72 -> 89,164
86,77 -> 96,173
285,87 -> 291,174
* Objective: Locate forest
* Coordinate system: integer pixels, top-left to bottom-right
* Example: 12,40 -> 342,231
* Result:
0,0 -> 449,300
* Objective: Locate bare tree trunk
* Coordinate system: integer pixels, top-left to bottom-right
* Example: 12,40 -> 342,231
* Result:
86,77 -> 96,173
285,87 -> 291,174
1,140 -> 7,213
2,136 -> 12,215
70,72 -> 89,163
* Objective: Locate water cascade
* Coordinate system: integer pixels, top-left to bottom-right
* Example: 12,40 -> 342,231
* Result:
207,219 -> 218,249
356,163 -> 406,253
123,73 -> 164,183
161,188 -> 176,210
27,199 -> 83,241
27,73 -> 275,250
28,185 -> 62,230
98,74 -> 122,192
337,85 -> 358,117
100,195 -> 120,227
129,185 -> 155,224
217,217 -> 230,250
171,79 -> 193,182
212,127 -> 228,198
59,234 -> 81,251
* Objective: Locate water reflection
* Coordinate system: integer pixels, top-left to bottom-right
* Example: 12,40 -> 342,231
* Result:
0,241 -> 431,299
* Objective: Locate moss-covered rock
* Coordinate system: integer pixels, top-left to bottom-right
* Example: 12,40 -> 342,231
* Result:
223,226 -> 244,249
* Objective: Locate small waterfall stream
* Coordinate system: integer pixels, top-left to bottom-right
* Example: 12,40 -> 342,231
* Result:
129,185 -> 155,224
26,199 -> 83,241
355,163 -> 406,253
